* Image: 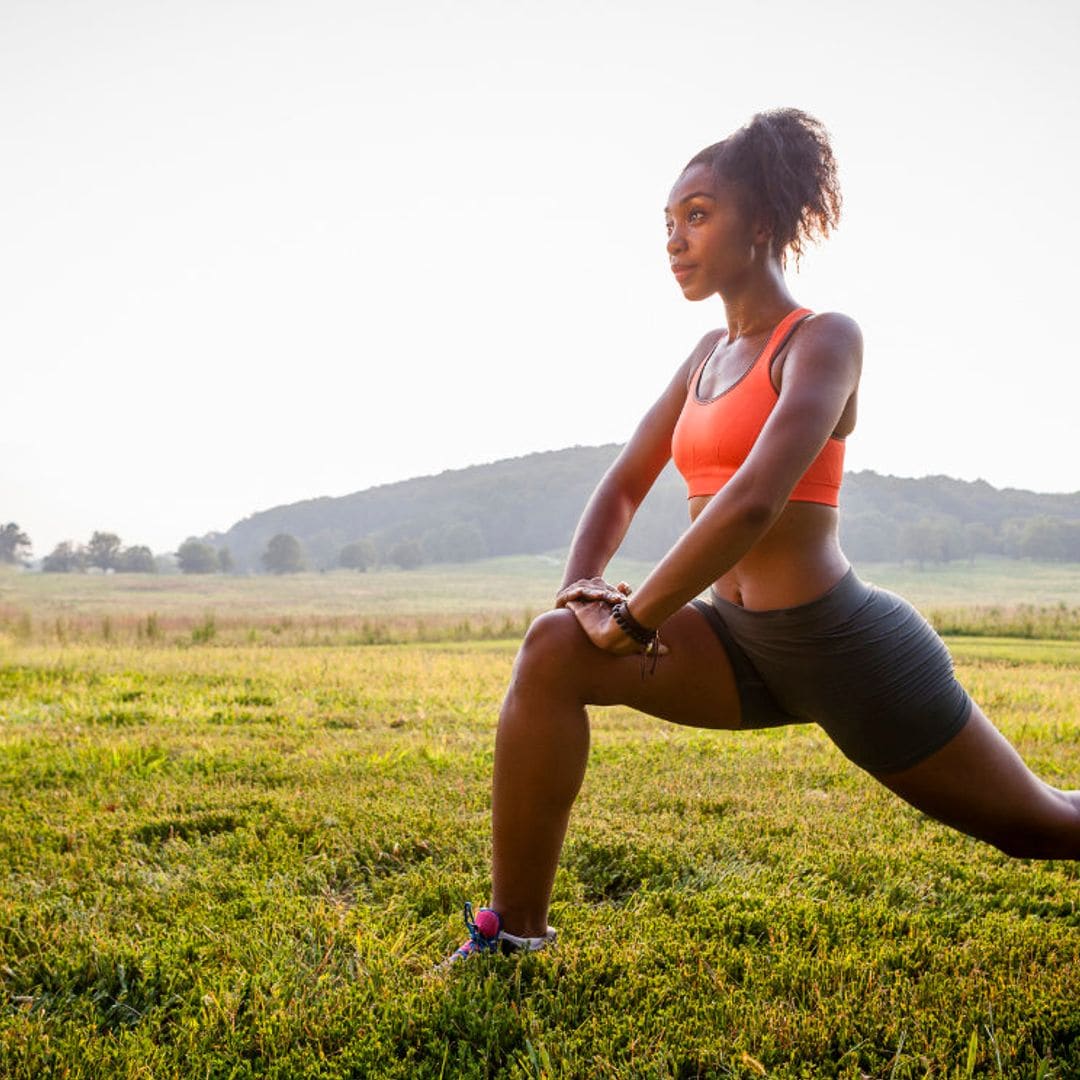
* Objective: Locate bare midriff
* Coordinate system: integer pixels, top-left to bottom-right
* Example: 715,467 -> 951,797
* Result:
689,497 -> 850,610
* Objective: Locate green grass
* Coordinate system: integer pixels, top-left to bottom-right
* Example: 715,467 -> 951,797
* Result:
7,555 -> 1080,618
0,556 -> 582,617
856,559 -> 1080,608
4,556 -> 1080,646
0,557 -> 584,648
1,633 -> 1079,1077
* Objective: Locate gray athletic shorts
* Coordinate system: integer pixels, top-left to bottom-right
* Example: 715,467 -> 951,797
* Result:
690,568 -> 972,774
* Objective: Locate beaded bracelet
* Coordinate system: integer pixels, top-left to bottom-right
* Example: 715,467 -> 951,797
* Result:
610,601 -> 655,647
611,602 -> 662,677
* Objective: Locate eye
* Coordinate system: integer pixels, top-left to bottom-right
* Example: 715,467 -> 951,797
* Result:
687,208 -> 706,223
664,219 -> 674,235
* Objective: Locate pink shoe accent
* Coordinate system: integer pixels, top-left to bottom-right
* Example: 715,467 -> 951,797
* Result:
473,908 -> 501,938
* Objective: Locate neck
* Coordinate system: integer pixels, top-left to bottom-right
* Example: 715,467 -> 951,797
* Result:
720,259 -> 799,340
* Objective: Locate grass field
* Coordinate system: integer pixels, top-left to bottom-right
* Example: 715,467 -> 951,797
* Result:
4,556 -> 1080,646
2,563 -> 1080,1077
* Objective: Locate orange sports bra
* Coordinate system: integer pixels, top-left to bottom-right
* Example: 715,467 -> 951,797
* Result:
671,307 -> 845,507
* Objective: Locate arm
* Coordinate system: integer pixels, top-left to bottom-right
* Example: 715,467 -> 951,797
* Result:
624,313 -> 863,630
557,334 -> 718,595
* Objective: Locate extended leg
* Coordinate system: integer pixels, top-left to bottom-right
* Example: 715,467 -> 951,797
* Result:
875,702 -> 1080,858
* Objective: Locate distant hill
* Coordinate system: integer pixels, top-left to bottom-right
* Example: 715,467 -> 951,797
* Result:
204,446 -> 1080,571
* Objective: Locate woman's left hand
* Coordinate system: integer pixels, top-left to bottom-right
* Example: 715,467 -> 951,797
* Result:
565,598 -> 661,657
566,599 -> 639,655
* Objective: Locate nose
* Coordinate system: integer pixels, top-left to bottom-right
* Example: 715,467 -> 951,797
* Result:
666,225 -> 686,257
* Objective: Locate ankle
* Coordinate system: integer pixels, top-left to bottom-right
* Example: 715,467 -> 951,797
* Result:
489,903 -> 549,939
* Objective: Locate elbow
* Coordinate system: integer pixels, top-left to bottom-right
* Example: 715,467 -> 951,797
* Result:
727,483 -> 784,534
738,496 -> 779,533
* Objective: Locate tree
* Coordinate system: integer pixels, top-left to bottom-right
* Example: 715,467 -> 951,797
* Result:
423,521 -> 488,564
899,516 -> 967,567
177,538 -> 220,574
963,522 -> 999,561
840,511 -> 898,562
444,521 -> 487,562
42,541 -> 84,573
262,533 -> 305,574
339,539 -> 377,571
388,538 -> 424,570
217,547 -> 234,573
86,531 -> 122,572
899,520 -> 941,568
0,523 -> 31,564
1018,517 -> 1075,561
116,545 -> 157,573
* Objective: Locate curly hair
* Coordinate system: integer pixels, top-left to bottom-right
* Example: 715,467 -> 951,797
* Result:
685,108 -> 842,266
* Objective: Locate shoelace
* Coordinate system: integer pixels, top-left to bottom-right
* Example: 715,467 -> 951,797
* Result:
462,901 -> 501,953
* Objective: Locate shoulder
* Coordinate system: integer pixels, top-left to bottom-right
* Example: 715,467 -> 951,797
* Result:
799,311 -> 862,357
773,310 -> 861,401
790,311 -> 862,376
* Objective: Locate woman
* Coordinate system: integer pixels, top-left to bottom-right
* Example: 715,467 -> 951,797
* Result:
447,108 -> 1080,963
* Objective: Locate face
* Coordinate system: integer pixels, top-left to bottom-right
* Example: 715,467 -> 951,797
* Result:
664,163 -> 765,301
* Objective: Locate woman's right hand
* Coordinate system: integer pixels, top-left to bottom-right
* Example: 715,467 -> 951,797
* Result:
554,578 -> 633,610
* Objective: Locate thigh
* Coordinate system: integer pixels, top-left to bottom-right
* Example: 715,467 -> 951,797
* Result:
872,701 -> 1080,857
532,603 -> 745,730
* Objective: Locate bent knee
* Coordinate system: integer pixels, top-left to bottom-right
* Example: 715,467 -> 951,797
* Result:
520,609 -> 587,665
512,609 -> 595,691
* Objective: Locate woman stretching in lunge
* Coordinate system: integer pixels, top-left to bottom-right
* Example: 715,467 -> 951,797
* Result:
447,108 -> 1080,962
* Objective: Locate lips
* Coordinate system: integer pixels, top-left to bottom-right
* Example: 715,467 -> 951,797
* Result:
671,264 -> 695,282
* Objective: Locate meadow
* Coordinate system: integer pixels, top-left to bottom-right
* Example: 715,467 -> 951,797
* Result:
2,560 -> 1080,1078
4,556 -> 1080,646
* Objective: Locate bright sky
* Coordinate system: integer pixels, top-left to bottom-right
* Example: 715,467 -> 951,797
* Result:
3,0 -> 1079,557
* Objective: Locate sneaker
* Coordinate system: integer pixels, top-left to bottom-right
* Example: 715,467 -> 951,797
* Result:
444,902 -> 556,965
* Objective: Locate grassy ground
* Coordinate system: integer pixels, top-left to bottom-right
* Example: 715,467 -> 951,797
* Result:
6,556 -> 1080,615
1,629 -> 1079,1077
856,560 -> 1080,609
0,556 -> 579,618
4,557 -> 1080,646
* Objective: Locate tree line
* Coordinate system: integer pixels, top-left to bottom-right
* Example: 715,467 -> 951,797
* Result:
203,448 -> 1080,572
42,533 -> 157,573
238,513 -> 1080,575
256,533 -> 456,574
0,525 -> 237,575
0,521 -> 435,576
841,511 -> 1080,566
0,528 -> 160,574
6,451 -> 1080,577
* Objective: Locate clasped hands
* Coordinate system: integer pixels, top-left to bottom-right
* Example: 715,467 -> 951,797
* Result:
553,577 -> 668,657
